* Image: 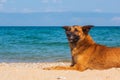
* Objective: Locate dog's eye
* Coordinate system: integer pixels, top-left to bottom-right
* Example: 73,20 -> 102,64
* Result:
67,28 -> 71,31
75,28 -> 79,32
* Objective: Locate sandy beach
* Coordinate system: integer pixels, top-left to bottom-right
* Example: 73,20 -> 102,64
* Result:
0,62 -> 120,80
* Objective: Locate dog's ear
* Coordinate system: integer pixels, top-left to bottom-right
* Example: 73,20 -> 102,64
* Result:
82,25 -> 94,34
63,26 -> 71,31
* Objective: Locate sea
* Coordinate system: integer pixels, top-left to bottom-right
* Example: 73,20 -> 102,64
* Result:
0,26 -> 120,63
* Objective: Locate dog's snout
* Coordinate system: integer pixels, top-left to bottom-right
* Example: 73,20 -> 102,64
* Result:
67,32 -> 74,38
66,31 -> 80,43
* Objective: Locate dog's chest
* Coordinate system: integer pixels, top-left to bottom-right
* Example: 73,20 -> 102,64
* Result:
71,47 -> 93,65
71,48 -> 78,56
72,48 -> 85,63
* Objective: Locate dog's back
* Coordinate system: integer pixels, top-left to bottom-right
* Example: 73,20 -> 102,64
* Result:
89,44 -> 120,70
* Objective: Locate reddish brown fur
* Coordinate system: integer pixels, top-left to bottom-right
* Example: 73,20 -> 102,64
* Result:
44,25 -> 120,71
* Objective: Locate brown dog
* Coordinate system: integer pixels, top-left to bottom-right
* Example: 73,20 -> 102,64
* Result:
44,25 -> 120,71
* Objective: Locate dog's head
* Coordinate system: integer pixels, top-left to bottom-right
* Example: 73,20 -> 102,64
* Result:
63,25 -> 94,43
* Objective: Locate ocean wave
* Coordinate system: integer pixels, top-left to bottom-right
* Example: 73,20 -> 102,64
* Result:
39,42 -> 69,46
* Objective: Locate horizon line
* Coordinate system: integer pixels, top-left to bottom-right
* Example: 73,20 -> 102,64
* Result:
0,25 -> 120,27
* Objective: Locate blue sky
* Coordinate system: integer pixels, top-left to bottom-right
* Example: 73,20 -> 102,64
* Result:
0,0 -> 120,13
0,0 -> 120,26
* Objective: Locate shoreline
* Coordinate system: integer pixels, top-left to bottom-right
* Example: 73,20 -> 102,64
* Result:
0,62 -> 120,80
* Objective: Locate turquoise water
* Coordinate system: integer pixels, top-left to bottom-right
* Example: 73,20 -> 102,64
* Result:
0,26 -> 120,62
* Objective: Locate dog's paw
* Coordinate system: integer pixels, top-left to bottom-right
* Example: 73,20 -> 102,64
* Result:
43,66 -> 64,70
43,67 -> 51,70
43,67 -> 57,70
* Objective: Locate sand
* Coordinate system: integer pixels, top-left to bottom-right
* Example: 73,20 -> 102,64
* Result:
0,62 -> 120,80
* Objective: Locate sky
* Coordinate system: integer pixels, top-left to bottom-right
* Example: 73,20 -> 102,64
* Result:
0,0 -> 120,26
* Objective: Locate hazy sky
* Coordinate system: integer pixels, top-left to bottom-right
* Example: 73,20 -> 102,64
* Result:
0,0 -> 120,26
0,0 -> 120,13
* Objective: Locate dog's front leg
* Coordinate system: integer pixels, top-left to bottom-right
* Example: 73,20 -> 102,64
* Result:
74,64 -> 88,71
43,64 -> 87,71
70,56 -> 76,67
43,66 -> 77,70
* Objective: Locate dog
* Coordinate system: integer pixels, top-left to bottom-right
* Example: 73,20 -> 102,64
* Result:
44,25 -> 120,71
